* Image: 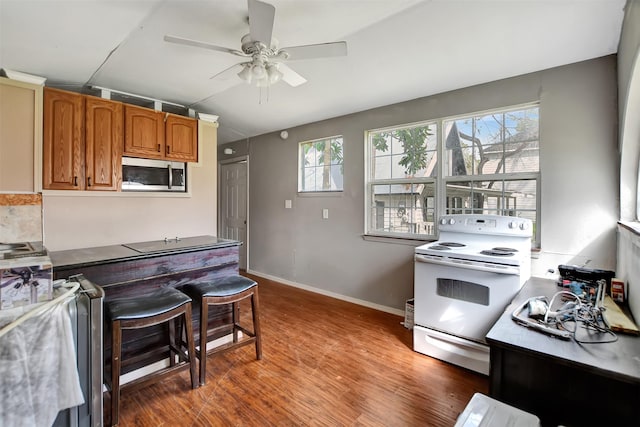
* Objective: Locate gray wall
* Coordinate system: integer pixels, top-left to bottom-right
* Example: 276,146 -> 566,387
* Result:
235,55 -> 619,312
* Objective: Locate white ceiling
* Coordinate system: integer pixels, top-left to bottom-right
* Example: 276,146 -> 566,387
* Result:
0,0 -> 626,144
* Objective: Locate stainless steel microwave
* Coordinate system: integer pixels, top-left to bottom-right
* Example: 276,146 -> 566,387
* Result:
121,157 -> 187,192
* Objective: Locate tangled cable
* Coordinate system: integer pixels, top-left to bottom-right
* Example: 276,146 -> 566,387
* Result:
538,289 -> 617,344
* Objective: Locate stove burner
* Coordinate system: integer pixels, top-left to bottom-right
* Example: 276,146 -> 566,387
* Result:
429,245 -> 451,251
492,247 -> 518,253
439,242 -> 466,248
480,249 -> 515,257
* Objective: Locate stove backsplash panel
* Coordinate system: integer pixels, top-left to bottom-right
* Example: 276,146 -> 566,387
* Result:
0,193 -> 43,243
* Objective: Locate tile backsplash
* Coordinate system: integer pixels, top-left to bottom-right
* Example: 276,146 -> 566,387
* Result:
0,193 -> 43,243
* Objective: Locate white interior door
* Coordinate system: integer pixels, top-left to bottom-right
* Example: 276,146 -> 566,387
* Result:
220,160 -> 248,270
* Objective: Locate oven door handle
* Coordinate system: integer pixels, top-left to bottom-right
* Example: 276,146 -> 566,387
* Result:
414,254 -> 520,275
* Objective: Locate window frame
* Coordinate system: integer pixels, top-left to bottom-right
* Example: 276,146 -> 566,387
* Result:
297,135 -> 344,193
365,120 -> 438,240
364,103 -> 541,245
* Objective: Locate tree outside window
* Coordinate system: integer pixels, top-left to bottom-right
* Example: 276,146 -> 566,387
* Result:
299,136 -> 343,192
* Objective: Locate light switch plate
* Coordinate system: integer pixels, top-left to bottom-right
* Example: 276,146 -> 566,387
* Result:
285,200 -> 292,209
322,208 -> 329,219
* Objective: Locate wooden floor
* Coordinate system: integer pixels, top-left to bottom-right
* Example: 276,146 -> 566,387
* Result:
105,273 -> 488,426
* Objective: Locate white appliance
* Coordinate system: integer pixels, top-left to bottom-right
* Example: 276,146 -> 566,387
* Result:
413,214 -> 532,375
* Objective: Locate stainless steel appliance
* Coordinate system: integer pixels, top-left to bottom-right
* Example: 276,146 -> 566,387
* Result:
122,157 -> 187,192
53,274 -> 104,427
413,214 -> 532,375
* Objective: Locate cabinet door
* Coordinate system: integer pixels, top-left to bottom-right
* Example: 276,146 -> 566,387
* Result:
85,96 -> 123,191
43,87 -> 84,190
165,114 -> 198,162
124,105 -> 165,159
0,78 -> 40,192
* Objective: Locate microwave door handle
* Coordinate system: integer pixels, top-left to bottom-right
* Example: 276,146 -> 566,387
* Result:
168,164 -> 173,189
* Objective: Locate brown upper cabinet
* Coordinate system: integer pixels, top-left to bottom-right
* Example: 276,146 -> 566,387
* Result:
85,96 -> 123,190
43,88 -> 85,190
124,105 -> 198,162
165,114 -> 198,162
43,87 -> 123,191
123,104 -> 165,160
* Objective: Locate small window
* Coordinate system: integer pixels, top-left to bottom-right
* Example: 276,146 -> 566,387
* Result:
298,136 -> 343,192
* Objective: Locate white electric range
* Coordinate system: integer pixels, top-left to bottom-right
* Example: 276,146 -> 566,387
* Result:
413,214 -> 532,375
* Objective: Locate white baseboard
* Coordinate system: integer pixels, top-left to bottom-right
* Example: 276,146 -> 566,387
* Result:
246,269 -> 405,317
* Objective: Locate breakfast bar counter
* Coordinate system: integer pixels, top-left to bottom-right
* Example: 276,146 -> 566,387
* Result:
50,235 -> 242,375
50,235 -> 240,270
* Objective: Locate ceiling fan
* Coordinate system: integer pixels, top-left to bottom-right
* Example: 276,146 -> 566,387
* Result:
164,0 -> 347,88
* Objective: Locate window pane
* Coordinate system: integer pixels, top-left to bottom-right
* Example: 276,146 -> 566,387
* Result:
371,183 -> 435,235
445,107 -> 539,177
299,136 -> 344,192
374,155 -> 391,180
370,124 -> 438,179
445,179 -> 537,224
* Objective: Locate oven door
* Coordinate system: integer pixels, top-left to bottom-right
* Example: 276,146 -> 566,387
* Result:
413,254 -> 522,342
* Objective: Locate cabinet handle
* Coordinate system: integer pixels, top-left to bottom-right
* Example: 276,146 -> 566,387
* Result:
166,145 -> 170,155
87,177 -> 92,187
157,143 -> 161,152
74,176 -> 78,186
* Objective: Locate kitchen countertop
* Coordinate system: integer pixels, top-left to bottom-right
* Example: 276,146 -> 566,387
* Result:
50,235 -> 241,269
486,276 -> 640,426
486,276 -> 640,384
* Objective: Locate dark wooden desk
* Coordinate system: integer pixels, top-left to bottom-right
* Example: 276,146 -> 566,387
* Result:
51,236 -> 241,374
486,277 -> 640,427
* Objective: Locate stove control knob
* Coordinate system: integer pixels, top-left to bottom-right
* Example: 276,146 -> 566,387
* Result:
449,218 -> 456,225
509,221 -> 518,229
519,222 -> 529,230
440,218 -> 448,225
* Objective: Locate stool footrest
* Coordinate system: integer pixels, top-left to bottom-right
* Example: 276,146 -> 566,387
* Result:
201,336 -> 257,358
119,362 -> 194,395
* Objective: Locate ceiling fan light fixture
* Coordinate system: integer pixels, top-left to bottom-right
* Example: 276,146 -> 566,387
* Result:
252,61 -> 266,78
266,63 -> 283,84
237,64 -> 253,83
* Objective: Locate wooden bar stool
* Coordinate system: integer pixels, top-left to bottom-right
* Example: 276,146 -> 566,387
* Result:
183,275 -> 262,385
105,287 -> 198,426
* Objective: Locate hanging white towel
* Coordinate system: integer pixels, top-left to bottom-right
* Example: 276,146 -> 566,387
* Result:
0,289 -> 84,427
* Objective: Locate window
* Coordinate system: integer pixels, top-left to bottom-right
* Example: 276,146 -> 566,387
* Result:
367,123 -> 438,237
298,136 -> 343,192
366,104 -> 540,244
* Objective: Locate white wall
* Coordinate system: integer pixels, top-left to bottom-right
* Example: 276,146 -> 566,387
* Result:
242,56 -> 619,311
617,0 -> 640,320
42,121 -> 218,251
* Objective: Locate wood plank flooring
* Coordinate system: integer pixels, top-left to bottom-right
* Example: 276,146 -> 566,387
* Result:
105,273 -> 488,426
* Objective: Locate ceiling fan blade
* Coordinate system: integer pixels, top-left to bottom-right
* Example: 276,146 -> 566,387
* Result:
278,63 -> 307,87
210,62 -> 248,80
164,35 -> 245,57
279,41 -> 347,61
248,0 -> 275,45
